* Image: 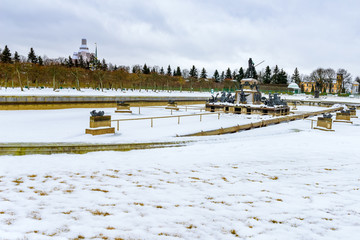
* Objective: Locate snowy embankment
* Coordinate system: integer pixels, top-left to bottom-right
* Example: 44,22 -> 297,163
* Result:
1,115 -> 360,239
281,93 -> 360,104
0,87 -> 211,98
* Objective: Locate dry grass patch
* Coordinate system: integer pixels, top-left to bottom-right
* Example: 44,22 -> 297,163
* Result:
230,229 -> 240,237
186,224 -> 196,229
91,188 -> 109,193
12,178 -> 23,185
270,219 -> 283,224
34,190 -> 48,196
89,210 -> 111,216
133,202 -> 144,206
106,226 -> 115,230
73,235 -> 85,240
269,176 -> 278,180
62,210 -> 73,215
103,174 -> 119,178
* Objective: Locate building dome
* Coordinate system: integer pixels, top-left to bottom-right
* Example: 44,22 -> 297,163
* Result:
288,82 -> 300,89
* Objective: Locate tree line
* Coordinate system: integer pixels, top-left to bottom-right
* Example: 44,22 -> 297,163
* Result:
0,45 -> 358,93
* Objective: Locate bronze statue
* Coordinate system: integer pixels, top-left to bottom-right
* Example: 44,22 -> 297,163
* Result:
244,58 -> 256,79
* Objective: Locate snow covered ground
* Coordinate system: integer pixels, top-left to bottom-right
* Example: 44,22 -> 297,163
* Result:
0,87 -> 211,98
0,111 -> 359,239
0,89 -> 359,239
281,93 -> 360,104
0,105 -> 330,143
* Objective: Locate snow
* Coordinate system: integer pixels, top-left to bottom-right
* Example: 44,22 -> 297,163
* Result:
281,93 -> 360,104
0,89 -> 360,239
0,105 -> 330,143
0,87 -> 212,98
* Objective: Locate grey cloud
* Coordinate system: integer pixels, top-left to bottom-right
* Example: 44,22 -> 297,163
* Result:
1,0 -> 359,77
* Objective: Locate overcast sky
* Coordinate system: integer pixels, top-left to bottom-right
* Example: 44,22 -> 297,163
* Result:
1,0 -> 359,78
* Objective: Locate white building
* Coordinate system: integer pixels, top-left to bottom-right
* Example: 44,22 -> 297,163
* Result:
72,38 -> 94,62
351,82 -> 359,94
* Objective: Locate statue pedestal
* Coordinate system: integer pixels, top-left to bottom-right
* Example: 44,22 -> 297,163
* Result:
165,102 -> 179,111
235,78 -> 261,105
334,112 -> 352,123
115,103 -> 132,113
235,89 -> 258,104
86,115 -> 115,135
314,117 -> 334,131
349,108 -> 358,118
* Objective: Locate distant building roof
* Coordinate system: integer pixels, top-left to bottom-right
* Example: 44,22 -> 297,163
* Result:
288,82 -> 300,89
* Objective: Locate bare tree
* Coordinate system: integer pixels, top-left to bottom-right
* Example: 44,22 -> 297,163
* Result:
337,68 -> 352,93
309,68 -> 326,91
324,68 -> 335,93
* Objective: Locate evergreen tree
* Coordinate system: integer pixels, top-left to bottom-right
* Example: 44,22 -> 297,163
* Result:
291,67 -> 301,85
13,51 -> 20,63
160,67 -> 164,75
74,59 -> 79,68
271,65 -> 279,84
225,68 -> 232,79
232,70 -> 237,80
175,66 -> 182,76
1,45 -> 12,63
101,59 -> 108,71
28,47 -> 37,64
79,55 -> 85,68
278,69 -> 288,84
189,65 -> 198,79
238,67 -> 244,80
38,56 -> 43,66
173,69 -> 176,76
263,66 -> 271,84
213,70 -> 220,82
200,68 -> 207,79
67,56 -> 74,68
142,63 -> 150,74
166,65 -> 172,76
132,65 -> 141,73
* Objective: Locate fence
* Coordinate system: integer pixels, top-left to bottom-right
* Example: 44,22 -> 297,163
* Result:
112,112 -> 221,130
